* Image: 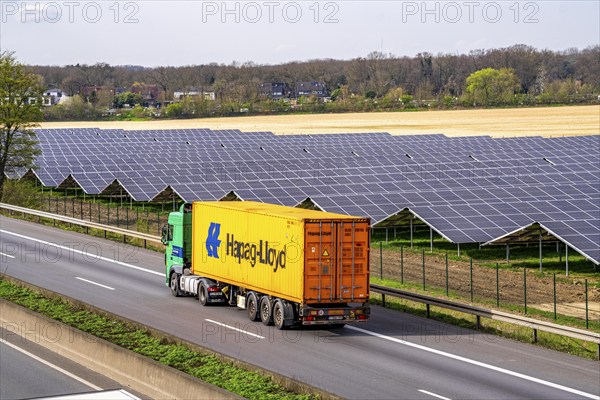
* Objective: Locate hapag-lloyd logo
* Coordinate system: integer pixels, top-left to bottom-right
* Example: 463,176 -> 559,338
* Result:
206,222 -> 222,258
205,223 -> 286,272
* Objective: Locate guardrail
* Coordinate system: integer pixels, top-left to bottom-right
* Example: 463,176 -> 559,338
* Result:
371,283 -> 600,358
2,203 -> 598,358
0,202 -> 162,247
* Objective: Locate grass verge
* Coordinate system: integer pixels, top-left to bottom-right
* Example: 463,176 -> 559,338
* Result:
369,291 -> 599,361
0,278 -> 319,400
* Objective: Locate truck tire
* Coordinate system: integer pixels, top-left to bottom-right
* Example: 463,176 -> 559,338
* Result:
259,297 -> 273,326
170,273 -> 182,297
199,284 -> 208,306
273,300 -> 287,330
247,292 -> 260,321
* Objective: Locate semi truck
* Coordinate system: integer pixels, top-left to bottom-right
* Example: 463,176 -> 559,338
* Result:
162,201 -> 371,329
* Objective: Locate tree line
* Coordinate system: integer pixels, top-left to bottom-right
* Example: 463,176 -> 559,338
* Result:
29,44 -> 600,120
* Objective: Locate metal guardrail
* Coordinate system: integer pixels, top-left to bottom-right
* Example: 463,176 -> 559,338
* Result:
2,203 -> 598,355
371,284 -> 600,355
0,202 -> 162,246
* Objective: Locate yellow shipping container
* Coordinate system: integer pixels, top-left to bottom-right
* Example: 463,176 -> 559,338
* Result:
191,201 -> 370,305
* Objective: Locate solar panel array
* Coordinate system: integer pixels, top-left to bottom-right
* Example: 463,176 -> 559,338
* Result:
14,128 -> 600,263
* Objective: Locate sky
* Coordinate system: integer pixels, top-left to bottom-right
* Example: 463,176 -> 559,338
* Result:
0,1 -> 598,66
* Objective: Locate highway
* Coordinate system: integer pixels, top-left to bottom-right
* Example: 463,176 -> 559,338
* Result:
0,327 -> 142,399
1,215 -> 599,400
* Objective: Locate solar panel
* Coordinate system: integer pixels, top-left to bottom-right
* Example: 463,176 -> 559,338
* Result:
28,128 -> 600,263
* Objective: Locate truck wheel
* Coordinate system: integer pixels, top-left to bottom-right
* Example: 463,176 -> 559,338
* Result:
247,293 -> 260,321
273,301 -> 287,330
170,273 -> 182,297
199,284 -> 208,306
259,297 -> 273,326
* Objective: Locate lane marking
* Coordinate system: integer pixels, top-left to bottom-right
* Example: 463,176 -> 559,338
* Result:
0,338 -> 102,390
419,389 -> 452,400
346,326 -> 599,400
205,319 -> 265,339
0,252 -> 16,259
0,229 -> 163,277
76,277 -> 115,291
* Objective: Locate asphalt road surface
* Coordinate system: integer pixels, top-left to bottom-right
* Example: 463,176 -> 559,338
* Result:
1,216 -> 598,400
0,327 -> 142,399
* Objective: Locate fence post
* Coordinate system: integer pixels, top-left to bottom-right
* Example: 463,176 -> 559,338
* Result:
98,203 -> 101,224
80,198 -> 83,220
107,204 -> 110,227
379,242 -> 383,279
157,210 -> 160,235
422,248 -> 425,290
126,207 -> 129,230
445,252 -> 449,296
524,268 -> 527,314
553,273 -> 557,320
496,263 -> 500,307
400,244 -> 404,284
116,206 -> 120,228
585,279 -> 589,329
470,257 -> 473,302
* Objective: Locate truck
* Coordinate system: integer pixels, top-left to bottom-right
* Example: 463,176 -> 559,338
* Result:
161,201 -> 370,329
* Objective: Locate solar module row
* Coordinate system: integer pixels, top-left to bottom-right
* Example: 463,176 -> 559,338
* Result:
14,128 -> 600,263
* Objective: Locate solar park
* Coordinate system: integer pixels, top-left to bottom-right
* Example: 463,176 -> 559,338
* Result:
12,128 -> 600,265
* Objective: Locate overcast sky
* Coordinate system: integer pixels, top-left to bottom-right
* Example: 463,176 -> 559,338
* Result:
1,1 -> 598,66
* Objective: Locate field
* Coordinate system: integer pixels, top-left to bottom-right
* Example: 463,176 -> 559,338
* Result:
40,105 -> 600,137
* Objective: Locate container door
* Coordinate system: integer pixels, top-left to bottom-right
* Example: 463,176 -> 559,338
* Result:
304,221 -> 336,302
336,221 -> 370,302
304,220 -> 370,303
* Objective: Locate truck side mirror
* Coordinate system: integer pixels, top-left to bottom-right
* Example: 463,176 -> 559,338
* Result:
161,224 -> 168,244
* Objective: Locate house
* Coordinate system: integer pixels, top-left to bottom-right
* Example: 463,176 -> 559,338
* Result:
173,89 -> 215,101
132,83 -> 159,103
258,82 -> 290,100
81,86 -> 115,98
295,81 -> 328,98
42,88 -> 64,106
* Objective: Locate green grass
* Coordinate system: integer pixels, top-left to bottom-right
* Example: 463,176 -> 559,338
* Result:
0,279 -> 319,400
372,227 -> 599,277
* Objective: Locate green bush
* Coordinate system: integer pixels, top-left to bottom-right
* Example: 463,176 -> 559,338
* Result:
1,180 -> 41,208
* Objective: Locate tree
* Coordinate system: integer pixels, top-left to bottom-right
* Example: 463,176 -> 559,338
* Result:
465,68 -> 520,106
113,91 -> 143,108
0,52 -> 43,200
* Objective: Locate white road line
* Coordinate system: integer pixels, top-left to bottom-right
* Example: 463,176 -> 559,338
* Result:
205,319 -> 265,339
0,252 -> 16,258
0,229 -> 163,277
0,338 -> 102,390
76,277 -> 115,291
346,326 -> 600,400
419,389 -> 452,400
